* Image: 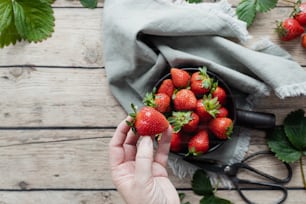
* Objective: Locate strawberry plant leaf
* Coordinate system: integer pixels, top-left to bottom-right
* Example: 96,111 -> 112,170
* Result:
236,0 -> 257,27
200,195 -> 232,204
256,0 -> 278,13
191,169 -> 213,196
186,0 -> 203,3
267,127 -> 302,163
80,0 -> 98,8
12,0 -> 55,43
0,0 -> 22,48
284,109 -> 306,151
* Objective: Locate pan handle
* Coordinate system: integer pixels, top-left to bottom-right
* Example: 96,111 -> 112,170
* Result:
236,109 -> 276,129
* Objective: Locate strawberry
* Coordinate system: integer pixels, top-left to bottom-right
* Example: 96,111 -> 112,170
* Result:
170,131 -> 189,153
157,78 -> 175,98
302,33 -> 306,48
216,107 -> 229,118
211,82 -> 227,105
173,89 -> 197,111
171,68 -> 191,88
143,90 -> 170,113
190,67 -> 212,96
127,104 -> 169,136
187,130 -> 209,156
208,117 -> 233,140
168,111 -> 200,133
276,18 -> 304,41
195,95 -> 221,122
292,2 -> 306,26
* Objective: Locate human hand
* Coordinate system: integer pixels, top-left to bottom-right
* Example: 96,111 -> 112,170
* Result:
109,116 -> 180,204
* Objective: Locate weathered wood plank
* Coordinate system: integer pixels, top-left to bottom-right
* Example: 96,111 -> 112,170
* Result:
0,131 -> 304,189
0,8 -> 306,67
0,190 -> 305,204
0,68 -> 126,127
0,9 -> 104,67
52,0 -> 104,7
0,191 -> 124,204
0,67 -> 304,127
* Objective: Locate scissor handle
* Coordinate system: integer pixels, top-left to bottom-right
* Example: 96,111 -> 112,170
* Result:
232,177 -> 288,204
239,151 -> 293,184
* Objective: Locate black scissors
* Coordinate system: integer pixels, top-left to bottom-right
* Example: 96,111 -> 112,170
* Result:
185,151 -> 293,204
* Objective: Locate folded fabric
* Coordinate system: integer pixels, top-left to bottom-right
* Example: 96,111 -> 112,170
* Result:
103,0 -> 306,182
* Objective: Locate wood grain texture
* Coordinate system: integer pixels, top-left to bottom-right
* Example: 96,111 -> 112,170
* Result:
0,130 -> 304,189
1,1 -> 306,203
0,68 -> 126,127
1,7 -> 306,67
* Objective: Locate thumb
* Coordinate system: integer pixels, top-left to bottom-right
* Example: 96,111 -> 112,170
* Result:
135,136 -> 153,185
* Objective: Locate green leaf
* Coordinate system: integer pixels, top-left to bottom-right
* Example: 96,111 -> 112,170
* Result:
200,195 -> 232,204
256,0 -> 278,12
0,21 -> 22,48
0,0 -> 22,47
191,169 -> 213,196
13,0 -> 55,42
267,127 -> 302,163
284,109 -> 306,151
80,0 -> 98,8
186,0 -> 203,3
236,0 -> 257,27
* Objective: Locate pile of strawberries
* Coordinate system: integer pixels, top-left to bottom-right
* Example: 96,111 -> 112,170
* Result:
143,67 -> 234,156
276,1 -> 306,47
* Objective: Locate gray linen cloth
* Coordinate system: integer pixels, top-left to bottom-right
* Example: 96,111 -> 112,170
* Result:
103,0 -> 306,184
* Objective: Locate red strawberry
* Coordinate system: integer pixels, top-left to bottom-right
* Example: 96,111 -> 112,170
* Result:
302,33 -> 306,48
168,111 -> 200,133
187,130 -> 209,156
276,18 -> 304,41
127,104 -> 169,136
190,67 -> 212,96
292,2 -> 306,26
173,89 -> 197,111
216,107 -> 229,118
208,117 -> 233,140
157,79 -> 175,98
211,83 -> 227,105
143,91 -> 170,113
195,95 -> 221,122
170,131 -> 189,153
171,68 -> 191,88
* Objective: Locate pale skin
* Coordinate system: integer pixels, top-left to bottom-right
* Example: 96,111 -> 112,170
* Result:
109,116 -> 180,204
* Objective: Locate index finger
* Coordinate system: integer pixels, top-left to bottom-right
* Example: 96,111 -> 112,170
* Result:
109,116 -> 132,168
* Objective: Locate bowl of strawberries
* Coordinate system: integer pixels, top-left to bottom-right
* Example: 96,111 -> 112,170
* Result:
143,67 -> 236,156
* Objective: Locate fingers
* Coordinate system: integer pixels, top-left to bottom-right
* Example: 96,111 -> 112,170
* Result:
135,136 -> 153,184
123,129 -> 140,161
109,116 -> 132,168
154,126 -> 172,168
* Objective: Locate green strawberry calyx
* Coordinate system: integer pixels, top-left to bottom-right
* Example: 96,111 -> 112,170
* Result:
168,111 -> 193,133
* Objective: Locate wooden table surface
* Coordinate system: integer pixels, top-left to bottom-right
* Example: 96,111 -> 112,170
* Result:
0,0 -> 306,203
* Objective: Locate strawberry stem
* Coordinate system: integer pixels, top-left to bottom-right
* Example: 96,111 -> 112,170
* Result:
300,156 -> 306,189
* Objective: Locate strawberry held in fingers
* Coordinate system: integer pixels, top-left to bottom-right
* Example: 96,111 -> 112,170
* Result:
127,104 -> 169,136
276,18 -> 304,41
187,130 -> 209,156
209,117 -> 233,140
171,68 -> 191,88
